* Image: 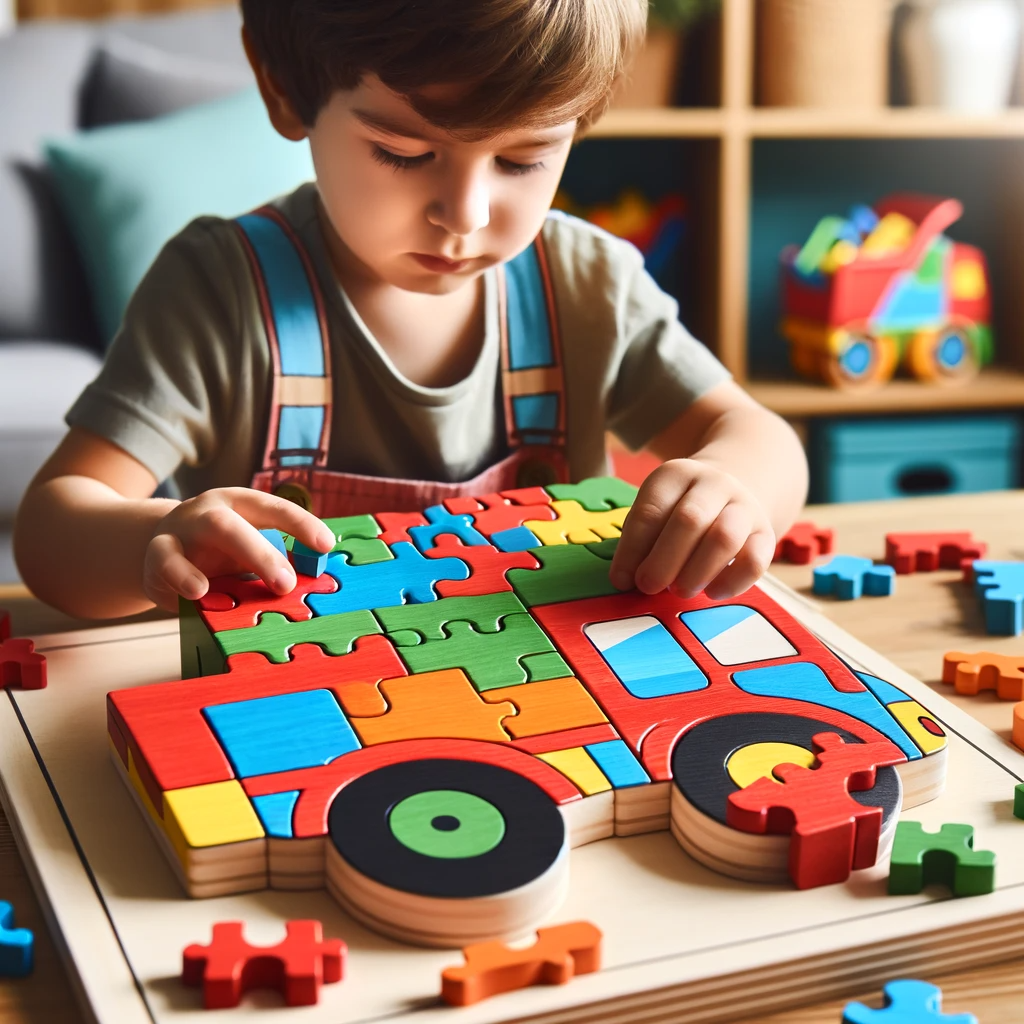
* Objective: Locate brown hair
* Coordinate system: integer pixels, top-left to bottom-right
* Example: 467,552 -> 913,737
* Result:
240,0 -> 647,137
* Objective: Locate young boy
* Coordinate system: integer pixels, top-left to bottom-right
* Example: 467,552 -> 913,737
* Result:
14,0 -> 807,621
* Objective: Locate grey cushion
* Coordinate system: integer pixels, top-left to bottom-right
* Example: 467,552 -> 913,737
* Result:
0,342 -> 103,517
0,22 -> 99,346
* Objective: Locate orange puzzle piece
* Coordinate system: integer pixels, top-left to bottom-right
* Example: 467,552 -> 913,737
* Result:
942,650 -> 1024,699
440,921 -> 603,1006
482,677 -> 608,738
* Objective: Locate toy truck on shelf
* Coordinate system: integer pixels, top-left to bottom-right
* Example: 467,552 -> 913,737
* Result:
780,193 -> 992,389
105,482 -> 949,947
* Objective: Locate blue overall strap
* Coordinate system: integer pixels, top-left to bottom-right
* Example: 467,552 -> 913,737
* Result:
500,231 -> 566,450
234,206 -> 332,470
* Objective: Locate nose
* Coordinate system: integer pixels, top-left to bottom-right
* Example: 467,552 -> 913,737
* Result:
427,164 -> 490,237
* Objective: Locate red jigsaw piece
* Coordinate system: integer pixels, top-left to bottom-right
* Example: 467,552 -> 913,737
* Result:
0,608 -> 9,642
773,521 -> 835,565
726,732 -> 905,889
884,531 -> 987,574
425,535 -> 539,596
182,919 -> 345,1008
442,488 -> 556,537
375,511 -> 428,546
197,572 -> 338,631
0,638 -> 47,690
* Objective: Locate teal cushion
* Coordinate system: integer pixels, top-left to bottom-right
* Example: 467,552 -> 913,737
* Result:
44,87 -> 315,345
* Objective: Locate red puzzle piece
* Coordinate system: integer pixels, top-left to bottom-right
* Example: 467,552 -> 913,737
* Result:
197,572 -> 338,631
0,638 -> 46,690
442,488 -> 556,537
425,535 -> 539,597
182,919 -> 345,1008
375,511 -> 428,546
884,531 -> 987,574
726,732 -> 905,889
773,521 -> 835,565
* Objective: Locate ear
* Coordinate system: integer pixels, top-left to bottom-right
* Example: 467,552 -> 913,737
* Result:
241,25 -> 308,142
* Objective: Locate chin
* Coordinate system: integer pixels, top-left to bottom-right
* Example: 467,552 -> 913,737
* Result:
390,268 -> 482,295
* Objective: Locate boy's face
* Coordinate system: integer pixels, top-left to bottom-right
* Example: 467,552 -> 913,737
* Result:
306,76 -> 576,295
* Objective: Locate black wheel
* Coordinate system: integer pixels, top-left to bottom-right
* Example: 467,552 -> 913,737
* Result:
328,759 -> 566,899
671,712 -> 902,829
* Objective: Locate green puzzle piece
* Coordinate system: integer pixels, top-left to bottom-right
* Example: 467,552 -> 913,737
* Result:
374,592 -> 526,641
214,609 -> 382,664
888,821 -> 996,897
391,615 -> 570,691
180,596 -> 227,679
545,476 -> 638,512
508,540 -> 620,607
285,514 -> 392,566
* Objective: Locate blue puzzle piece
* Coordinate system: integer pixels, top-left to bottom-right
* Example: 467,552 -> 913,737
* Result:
585,739 -> 650,788
290,539 -> 328,577
259,528 -> 287,557
491,525 -> 541,552
0,902 -> 33,978
308,541 -> 470,615
843,979 -> 977,1023
251,790 -> 300,838
408,505 -> 489,552
203,689 -> 360,778
813,555 -> 895,600
971,560 -> 1024,635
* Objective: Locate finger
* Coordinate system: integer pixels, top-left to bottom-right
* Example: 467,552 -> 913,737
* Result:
228,488 -> 336,553
634,477 -> 731,594
144,533 -> 209,611
609,466 -> 691,590
703,529 -> 776,601
671,502 -> 751,598
191,505 -> 296,595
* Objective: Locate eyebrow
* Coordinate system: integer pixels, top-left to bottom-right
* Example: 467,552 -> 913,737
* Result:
351,108 -> 573,148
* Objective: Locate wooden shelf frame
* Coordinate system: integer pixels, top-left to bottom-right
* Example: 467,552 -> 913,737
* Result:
589,0 -> 1024,420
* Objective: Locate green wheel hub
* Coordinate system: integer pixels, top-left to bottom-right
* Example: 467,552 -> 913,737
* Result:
388,789 -> 506,859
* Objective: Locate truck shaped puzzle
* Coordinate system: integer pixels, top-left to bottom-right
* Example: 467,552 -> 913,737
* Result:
106,478 -> 948,946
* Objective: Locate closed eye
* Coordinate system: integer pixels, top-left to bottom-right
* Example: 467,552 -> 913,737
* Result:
372,145 -> 434,170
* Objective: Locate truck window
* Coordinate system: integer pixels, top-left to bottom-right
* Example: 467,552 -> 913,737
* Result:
584,616 -> 708,698
679,606 -> 796,666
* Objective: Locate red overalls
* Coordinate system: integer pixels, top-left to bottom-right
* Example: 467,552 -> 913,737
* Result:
234,206 -> 570,517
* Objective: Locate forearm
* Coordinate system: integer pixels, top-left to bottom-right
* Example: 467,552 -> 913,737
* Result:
14,475 -> 178,620
688,405 -> 809,537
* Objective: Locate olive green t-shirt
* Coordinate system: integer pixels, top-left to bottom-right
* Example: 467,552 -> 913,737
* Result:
66,182 -> 731,497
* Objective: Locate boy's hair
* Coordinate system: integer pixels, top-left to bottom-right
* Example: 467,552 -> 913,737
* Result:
240,0 -> 648,137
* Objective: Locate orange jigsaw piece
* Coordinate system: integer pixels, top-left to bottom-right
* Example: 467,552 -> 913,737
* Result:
726,732 -> 905,889
942,650 -> 1024,699
440,921 -> 603,1006
0,637 -> 46,690
773,521 -> 835,565
482,676 -> 608,738
885,531 -> 987,574
425,535 -> 539,597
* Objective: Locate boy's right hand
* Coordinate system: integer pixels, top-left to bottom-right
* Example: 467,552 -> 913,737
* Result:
142,487 -> 336,612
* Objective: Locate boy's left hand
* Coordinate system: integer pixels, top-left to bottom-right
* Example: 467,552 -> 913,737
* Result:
609,458 -> 776,601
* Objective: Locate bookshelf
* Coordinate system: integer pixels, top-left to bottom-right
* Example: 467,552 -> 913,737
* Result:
588,0 -> 1024,425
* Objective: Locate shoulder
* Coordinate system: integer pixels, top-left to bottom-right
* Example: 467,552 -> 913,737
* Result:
539,209 -> 646,283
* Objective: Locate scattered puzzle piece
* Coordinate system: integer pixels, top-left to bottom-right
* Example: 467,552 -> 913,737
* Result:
773,521 -> 835,565
888,821 -> 995,896
440,920 -> 602,1006
524,499 -> 627,547
425,535 -> 539,597
884,531 -> 987,574
941,650 -> 1024,699
181,919 -> 345,1008
967,560 -> 1024,635
0,902 -> 33,978
726,732 -> 905,889
843,979 -> 977,1023
197,572 -> 338,631
0,638 -> 46,690
545,477 -> 638,512
289,541 -> 328,577
813,555 -> 895,600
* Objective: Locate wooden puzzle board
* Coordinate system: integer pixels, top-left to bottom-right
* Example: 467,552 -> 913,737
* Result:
4,576 -> 1024,1024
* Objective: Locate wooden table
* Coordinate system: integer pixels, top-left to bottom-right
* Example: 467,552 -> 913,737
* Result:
2,491 -> 1024,1023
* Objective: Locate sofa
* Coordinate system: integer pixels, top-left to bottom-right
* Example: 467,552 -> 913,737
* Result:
0,4 -> 253,582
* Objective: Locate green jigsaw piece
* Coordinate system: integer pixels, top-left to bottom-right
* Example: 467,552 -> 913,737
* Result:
374,592 -> 526,642
1014,783 -> 1024,819
284,514 -> 392,565
508,541 -> 620,607
888,821 -> 996,897
214,609 -> 382,664
393,614 -> 570,692
545,476 -> 638,512
180,596 -> 227,679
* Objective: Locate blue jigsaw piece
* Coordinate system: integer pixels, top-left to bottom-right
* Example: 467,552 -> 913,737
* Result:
408,504 -> 489,552
971,560 -> 1024,635
843,979 -> 977,1023
0,902 -> 33,978
309,541 -> 470,615
259,528 -> 288,558
251,790 -> 300,838
813,554 -> 895,600
491,525 -> 540,552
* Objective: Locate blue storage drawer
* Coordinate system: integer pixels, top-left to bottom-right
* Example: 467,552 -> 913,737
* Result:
810,414 -> 1021,503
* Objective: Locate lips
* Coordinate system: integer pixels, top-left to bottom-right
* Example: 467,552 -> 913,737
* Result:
412,253 -> 473,273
